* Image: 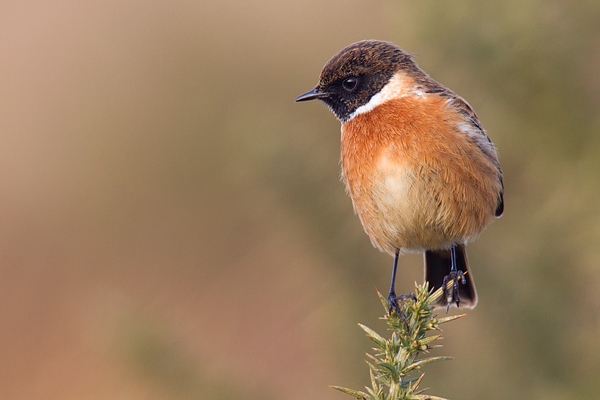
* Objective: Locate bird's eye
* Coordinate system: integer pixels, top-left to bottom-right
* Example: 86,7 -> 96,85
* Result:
342,77 -> 359,92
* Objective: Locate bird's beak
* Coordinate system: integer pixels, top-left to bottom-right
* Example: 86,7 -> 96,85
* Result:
295,87 -> 329,102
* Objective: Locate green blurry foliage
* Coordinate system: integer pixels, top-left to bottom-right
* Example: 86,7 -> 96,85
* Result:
124,1 -> 600,398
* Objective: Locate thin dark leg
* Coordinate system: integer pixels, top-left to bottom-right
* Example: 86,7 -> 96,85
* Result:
386,249 -> 401,315
450,245 -> 457,272
386,249 -> 414,319
389,249 -> 399,298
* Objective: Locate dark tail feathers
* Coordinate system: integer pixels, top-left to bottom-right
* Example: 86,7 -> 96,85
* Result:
424,244 -> 477,309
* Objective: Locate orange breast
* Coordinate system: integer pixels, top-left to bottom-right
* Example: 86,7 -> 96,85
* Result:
341,95 -> 501,255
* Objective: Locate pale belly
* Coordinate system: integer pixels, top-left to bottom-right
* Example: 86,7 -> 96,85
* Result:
348,153 -> 488,255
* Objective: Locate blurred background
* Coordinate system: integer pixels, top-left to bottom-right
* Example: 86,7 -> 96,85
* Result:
1,0 -> 599,399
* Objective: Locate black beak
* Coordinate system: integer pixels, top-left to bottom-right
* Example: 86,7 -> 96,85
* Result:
295,87 -> 329,102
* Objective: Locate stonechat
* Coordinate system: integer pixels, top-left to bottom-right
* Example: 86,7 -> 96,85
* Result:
296,40 -> 503,311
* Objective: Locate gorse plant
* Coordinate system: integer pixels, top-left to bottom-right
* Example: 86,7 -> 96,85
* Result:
332,282 -> 463,400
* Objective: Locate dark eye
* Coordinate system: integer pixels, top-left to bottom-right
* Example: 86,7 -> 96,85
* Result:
342,77 -> 359,92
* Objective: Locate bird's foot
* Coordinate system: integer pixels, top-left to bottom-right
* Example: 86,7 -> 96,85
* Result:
387,291 -> 416,323
442,270 -> 467,312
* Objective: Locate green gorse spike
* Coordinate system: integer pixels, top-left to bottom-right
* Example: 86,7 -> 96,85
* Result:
333,281 -> 463,399
331,386 -> 369,399
359,323 -> 387,347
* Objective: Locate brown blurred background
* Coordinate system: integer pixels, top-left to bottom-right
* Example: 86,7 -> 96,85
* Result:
1,1 -> 599,399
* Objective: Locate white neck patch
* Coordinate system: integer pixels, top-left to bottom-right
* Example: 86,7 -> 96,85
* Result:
346,71 -> 416,122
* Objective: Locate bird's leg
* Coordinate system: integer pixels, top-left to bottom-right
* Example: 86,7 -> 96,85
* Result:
387,249 -> 415,321
441,244 -> 467,311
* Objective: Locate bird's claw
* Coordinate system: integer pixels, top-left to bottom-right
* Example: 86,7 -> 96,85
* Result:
442,270 -> 467,312
387,291 -> 416,324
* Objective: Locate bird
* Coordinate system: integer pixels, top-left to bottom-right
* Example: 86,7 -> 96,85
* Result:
295,40 -> 503,312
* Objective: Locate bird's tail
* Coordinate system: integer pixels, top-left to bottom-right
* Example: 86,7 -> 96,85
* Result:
424,244 -> 477,309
